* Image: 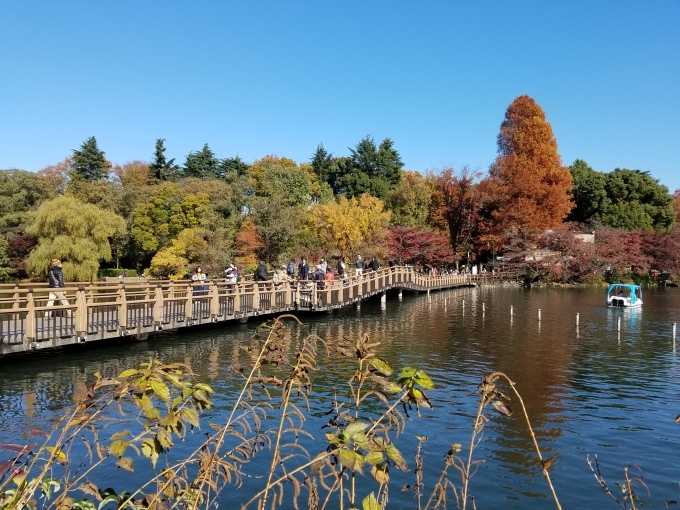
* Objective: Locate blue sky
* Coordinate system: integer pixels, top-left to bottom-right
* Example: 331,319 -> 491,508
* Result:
1,2 -> 679,192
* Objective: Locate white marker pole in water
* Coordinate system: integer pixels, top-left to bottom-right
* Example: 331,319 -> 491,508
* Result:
576,313 -> 579,326
617,317 -> 621,332
673,323 -> 677,340
538,309 -> 541,322
510,305 -> 513,316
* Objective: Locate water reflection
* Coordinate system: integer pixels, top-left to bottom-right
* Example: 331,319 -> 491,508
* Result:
1,287 -> 679,509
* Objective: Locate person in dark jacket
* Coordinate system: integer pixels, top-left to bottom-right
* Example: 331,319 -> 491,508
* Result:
254,261 -> 269,281
46,258 -> 71,318
298,256 -> 310,280
370,256 -> 380,271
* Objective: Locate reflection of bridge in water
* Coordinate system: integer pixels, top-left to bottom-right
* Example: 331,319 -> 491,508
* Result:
0,267 -> 507,357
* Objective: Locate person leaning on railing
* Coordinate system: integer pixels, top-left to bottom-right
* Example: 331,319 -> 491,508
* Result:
46,258 -> 72,318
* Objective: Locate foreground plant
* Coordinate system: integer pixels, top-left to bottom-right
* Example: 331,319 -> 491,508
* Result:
0,317 -> 563,510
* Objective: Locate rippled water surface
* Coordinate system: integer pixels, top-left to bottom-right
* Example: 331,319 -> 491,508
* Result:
1,286 -> 679,509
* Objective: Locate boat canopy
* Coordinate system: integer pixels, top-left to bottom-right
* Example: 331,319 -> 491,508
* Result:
607,283 -> 641,293
607,283 -> 642,304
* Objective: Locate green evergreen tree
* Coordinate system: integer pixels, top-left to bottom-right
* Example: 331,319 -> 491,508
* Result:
150,138 -> 178,181
72,136 -> 110,181
184,144 -> 219,178
310,143 -> 333,184
218,156 -> 250,182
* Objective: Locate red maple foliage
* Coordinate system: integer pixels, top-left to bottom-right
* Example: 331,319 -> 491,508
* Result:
386,226 -> 455,267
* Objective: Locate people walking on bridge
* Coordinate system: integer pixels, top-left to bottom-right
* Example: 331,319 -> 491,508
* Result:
356,255 -> 365,278
46,259 -> 71,318
287,259 -> 296,278
298,256 -> 309,281
370,256 -> 380,272
254,261 -> 269,281
191,267 -> 208,296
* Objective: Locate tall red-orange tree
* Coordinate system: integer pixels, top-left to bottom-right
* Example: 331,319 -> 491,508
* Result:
429,166 -> 481,260
487,95 -> 573,235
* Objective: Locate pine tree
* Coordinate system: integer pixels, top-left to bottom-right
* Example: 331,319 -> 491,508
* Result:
150,138 -> 178,181
72,136 -> 110,181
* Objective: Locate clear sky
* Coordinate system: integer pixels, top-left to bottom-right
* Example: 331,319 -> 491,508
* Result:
1,2 -> 678,192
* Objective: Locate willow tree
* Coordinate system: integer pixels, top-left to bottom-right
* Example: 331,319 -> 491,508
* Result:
488,95 -> 573,234
26,195 -> 126,281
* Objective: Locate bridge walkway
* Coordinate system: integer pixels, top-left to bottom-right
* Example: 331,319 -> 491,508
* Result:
0,267 -> 496,356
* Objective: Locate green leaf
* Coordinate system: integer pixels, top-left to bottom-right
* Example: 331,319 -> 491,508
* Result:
364,451 -> 384,465
118,369 -> 139,378
141,438 -> 160,468
109,430 -> 131,441
193,383 -> 213,394
413,370 -> 434,390
345,421 -> 369,436
386,444 -> 407,471
109,440 -> 129,457
181,408 -> 200,428
338,449 -> 364,472
371,463 -> 390,484
362,492 -> 381,510
398,367 -> 416,380
368,357 -> 393,376
149,379 -> 170,402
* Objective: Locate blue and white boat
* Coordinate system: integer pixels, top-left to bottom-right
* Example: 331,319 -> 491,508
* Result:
607,283 -> 643,308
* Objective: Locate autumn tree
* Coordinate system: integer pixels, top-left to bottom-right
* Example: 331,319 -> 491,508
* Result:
487,95 -> 573,234
112,160 -> 151,187
25,195 -> 126,281
311,194 -> 391,258
673,189 -> 680,224
147,227 -> 208,279
129,183 -> 214,256
38,156 -> 73,194
234,217 -> 264,269
429,166 -> 481,259
385,171 -> 433,227
386,225 -> 454,266
71,136 -> 110,181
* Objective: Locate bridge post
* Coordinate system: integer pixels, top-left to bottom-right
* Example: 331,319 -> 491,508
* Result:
25,289 -> 35,342
75,286 -> 88,339
398,289 -> 402,301
253,283 -> 261,312
118,286 -> 128,329
233,283 -> 241,314
381,291 -> 386,305
284,281 -> 292,308
153,284 -> 163,326
185,283 -> 193,321
12,284 -> 20,310
209,280 -> 219,317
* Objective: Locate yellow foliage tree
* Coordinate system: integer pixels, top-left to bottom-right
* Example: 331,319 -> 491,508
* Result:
148,228 -> 208,279
311,194 -> 391,258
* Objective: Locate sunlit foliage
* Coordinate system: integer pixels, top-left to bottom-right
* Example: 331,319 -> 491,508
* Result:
25,195 -> 126,281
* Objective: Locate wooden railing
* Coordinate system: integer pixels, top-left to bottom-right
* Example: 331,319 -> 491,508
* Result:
0,267 -> 500,356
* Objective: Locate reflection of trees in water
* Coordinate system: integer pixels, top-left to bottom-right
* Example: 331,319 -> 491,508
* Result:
1,287 -> 571,483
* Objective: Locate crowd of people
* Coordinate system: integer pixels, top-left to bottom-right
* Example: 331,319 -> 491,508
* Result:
212,255 -> 384,288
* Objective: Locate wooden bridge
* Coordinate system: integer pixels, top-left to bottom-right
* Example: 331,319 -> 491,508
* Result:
0,267 -> 498,357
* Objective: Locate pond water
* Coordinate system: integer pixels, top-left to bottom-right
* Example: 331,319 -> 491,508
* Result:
1,286 -> 679,509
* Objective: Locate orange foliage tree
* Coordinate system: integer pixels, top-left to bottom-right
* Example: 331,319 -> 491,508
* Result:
429,166 -> 481,260
486,95 -> 573,236
234,218 -> 264,269
112,160 -> 151,186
